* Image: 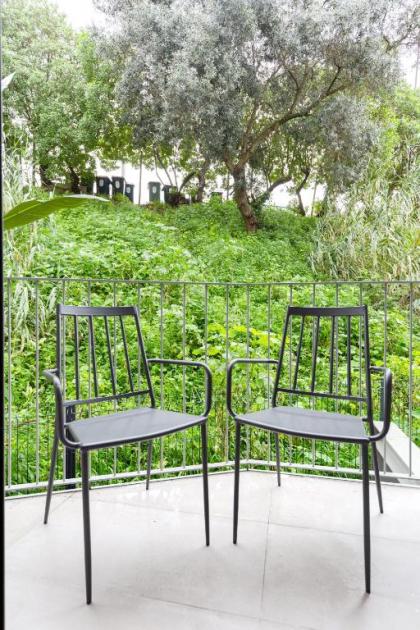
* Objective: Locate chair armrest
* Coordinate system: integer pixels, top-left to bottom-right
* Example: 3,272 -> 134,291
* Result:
227,358 -> 278,418
43,369 -> 80,448
369,366 -> 392,442
147,358 -> 212,418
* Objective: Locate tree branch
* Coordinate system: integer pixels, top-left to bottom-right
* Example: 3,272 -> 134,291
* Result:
266,174 -> 291,195
154,147 -> 173,185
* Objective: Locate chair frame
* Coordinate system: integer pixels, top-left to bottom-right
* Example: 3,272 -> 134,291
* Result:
227,305 -> 392,593
43,304 -> 212,603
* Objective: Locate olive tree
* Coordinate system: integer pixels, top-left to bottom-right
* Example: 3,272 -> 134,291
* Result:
96,0 -> 418,230
250,95 -> 379,215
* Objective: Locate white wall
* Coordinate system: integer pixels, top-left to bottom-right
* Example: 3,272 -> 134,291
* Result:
96,159 -> 323,210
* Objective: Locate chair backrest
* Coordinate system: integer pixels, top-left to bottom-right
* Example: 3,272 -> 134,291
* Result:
56,304 -> 155,411
272,305 -> 373,417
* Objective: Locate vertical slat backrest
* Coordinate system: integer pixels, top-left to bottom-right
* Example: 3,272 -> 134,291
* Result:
272,305 -> 372,411
56,304 -> 155,408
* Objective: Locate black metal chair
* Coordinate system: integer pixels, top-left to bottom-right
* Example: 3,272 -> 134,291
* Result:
44,304 -> 212,604
227,305 -> 392,593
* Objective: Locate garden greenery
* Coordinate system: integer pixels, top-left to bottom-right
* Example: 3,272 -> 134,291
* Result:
4,200 -> 419,489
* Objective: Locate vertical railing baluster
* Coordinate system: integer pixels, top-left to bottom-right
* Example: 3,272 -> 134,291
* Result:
246,285 -> 250,463
137,283 -> 142,473
204,282 -> 209,466
62,280 -> 66,398
288,284 -> 293,466
359,283 -> 363,472
267,284 -> 271,464
88,280 -> 92,414
329,316 -> 335,393
74,316 -> 80,400
204,283 -> 209,467
409,282 -> 413,477
311,284 -> 316,468
87,280 -> 92,478
204,284 -> 208,364
160,284 -> 164,471
182,283 -> 187,469
7,278 -> 12,489
225,285 -> 229,463
383,282 -> 388,473
62,280 -> 69,483
346,317 -> 352,396
113,282 -> 117,477
335,283 -> 339,470
35,280 -> 40,485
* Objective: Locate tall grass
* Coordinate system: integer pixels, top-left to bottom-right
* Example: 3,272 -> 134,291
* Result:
311,168 -> 419,281
1,144 -> 34,213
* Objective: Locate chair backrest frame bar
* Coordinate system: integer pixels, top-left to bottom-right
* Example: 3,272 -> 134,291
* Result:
56,304 -> 156,409
271,305 -> 373,415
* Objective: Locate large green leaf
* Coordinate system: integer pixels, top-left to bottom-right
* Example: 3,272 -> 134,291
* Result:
4,195 -> 109,230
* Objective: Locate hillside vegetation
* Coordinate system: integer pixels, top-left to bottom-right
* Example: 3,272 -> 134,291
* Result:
6,198 -> 315,282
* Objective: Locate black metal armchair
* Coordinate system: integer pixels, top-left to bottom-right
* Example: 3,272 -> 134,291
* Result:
227,305 -> 392,593
44,304 -> 212,604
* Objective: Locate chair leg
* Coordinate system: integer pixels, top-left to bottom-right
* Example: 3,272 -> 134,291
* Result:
81,450 -> 92,605
275,433 -> 281,487
146,440 -> 153,490
44,431 -> 59,524
233,422 -> 241,544
362,444 -> 371,594
201,423 -> 210,546
371,442 -> 384,514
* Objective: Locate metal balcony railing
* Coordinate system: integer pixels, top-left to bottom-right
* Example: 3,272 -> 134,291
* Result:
4,276 -> 419,493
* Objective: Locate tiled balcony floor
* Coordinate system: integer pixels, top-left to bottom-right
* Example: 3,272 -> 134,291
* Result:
6,471 -> 420,630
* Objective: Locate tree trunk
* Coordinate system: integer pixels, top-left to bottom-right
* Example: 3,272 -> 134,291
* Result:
226,173 -> 230,200
138,156 -> 143,205
68,167 -> 80,194
296,190 -> 305,216
39,164 -> 53,189
310,182 -> 318,216
232,166 -> 258,232
295,168 -> 310,216
196,160 -> 209,202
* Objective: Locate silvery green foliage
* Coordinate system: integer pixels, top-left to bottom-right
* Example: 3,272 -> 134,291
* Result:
304,95 -> 380,191
96,0 -> 418,210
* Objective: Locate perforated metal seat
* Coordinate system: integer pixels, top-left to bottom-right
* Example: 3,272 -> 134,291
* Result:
237,406 -> 369,443
68,407 -> 205,448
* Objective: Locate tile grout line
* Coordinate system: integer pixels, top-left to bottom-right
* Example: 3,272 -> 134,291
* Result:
259,483 -> 275,616
5,494 -> 74,549
105,579 -> 309,630
267,518 -> 420,545
90,494 -> 271,523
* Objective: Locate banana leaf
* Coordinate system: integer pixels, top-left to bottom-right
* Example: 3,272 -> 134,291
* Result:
4,195 -> 109,230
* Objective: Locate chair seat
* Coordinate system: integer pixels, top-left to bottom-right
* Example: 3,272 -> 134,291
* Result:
67,407 -> 204,448
238,406 -> 369,443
